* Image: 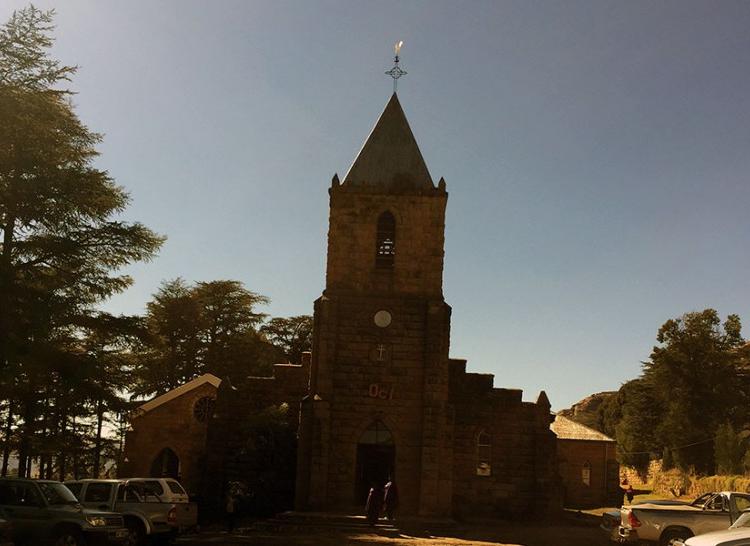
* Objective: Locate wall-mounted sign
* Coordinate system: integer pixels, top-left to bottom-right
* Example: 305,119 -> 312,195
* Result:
476,462 -> 491,476
368,383 -> 395,400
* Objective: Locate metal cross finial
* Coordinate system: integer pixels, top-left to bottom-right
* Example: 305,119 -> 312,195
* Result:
385,40 -> 407,93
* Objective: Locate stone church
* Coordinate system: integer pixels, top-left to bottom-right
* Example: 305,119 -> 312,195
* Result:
124,92 -> 561,518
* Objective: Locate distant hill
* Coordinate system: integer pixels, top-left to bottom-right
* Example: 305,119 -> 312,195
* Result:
557,391 -> 617,433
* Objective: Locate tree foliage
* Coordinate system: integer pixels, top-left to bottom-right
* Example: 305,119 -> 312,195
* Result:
260,315 -> 313,364
134,279 -> 312,397
0,5 -> 315,482
0,6 -> 162,478
714,422 -> 744,475
605,310 -> 747,474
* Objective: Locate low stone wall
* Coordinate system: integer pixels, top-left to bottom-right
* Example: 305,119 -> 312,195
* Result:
633,463 -> 750,498
654,471 -> 750,497
620,460 -> 663,488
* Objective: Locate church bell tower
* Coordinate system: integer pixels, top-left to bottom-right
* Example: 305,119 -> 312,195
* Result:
295,91 -> 454,516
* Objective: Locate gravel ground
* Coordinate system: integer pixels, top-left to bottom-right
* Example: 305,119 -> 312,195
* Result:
178,513 -> 609,546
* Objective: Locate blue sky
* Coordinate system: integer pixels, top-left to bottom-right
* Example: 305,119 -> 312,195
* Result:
3,1 -> 749,410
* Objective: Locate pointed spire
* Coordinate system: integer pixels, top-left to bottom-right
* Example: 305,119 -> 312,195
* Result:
343,93 -> 434,191
536,390 -> 551,409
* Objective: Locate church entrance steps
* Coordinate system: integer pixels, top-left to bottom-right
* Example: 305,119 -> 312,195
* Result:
242,510 -> 459,536
248,511 -> 401,535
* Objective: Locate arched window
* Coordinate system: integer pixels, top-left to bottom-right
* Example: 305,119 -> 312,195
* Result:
476,430 -> 491,476
582,461 -> 591,486
150,448 -> 179,479
359,420 -> 394,445
375,211 -> 396,269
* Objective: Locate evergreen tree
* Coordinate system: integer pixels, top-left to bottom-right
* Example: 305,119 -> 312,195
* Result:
612,310 -> 746,474
0,6 -> 163,476
260,315 -> 313,364
135,279 -> 279,397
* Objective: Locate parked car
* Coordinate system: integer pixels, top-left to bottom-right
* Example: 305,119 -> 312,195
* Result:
0,507 -> 13,546
125,479 -> 187,504
619,492 -> 750,545
126,479 -> 197,532
674,511 -> 750,546
603,500 -> 690,542
0,478 -> 127,546
66,479 -> 179,546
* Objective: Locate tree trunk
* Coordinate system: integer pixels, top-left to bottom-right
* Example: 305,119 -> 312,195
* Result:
57,412 -> 67,481
1,402 -> 12,477
72,417 -> 79,480
17,398 -> 34,478
38,399 -> 48,479
93,398 -> 104,478
0,215 -> 16,371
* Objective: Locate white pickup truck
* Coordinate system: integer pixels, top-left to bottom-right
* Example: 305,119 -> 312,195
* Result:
619,491 -> 750,546
66,479 -> 179,545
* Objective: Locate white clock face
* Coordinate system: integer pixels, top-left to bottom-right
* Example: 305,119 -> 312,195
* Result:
374,310 -> 392,328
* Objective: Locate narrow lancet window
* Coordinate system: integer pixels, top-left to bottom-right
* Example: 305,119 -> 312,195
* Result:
582,461 -> 591,486
476,430 -> 491,476
375,211 -> 396,269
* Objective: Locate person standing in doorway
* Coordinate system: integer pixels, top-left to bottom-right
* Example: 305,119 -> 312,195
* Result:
383,476 -> 399,521
225,488 -> 237,532
365,481 -> 384,526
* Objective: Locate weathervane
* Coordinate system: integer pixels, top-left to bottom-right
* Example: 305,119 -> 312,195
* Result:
385,40 -> 407,93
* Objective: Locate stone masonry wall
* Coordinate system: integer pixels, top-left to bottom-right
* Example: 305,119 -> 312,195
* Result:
202,357 -> 310,513
300,293 -> 451,514
449,360 -> 559,518
121,381 -> 218,494
296,181 -> 454,516
557,439 -> 620,508
325,184 -> 448,296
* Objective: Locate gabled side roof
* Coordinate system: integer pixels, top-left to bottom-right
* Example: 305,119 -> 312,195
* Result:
551,414 -> 615,443
343,93 -> 434,191
136,373 -> 221,415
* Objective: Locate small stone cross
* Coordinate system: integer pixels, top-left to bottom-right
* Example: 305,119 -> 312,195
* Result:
376,344 -> 387,361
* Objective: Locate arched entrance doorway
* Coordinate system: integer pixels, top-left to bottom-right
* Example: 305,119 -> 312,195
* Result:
355,420 -> 395,504
150,448 -> 179,479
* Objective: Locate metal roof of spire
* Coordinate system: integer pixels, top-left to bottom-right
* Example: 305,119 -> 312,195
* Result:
342,93 -> 434,191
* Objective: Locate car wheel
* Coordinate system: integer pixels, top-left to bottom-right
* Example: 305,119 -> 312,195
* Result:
53,529 -> 86,546
660,529 -> 692,546
124,521 -> 145,546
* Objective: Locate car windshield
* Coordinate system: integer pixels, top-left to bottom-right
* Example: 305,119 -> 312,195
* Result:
730,511 -> 750,529
37,482 -> 79,505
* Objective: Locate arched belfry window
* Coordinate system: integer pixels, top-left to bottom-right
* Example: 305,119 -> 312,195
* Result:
476,430 -> 491,476
375,211 -> 396,269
